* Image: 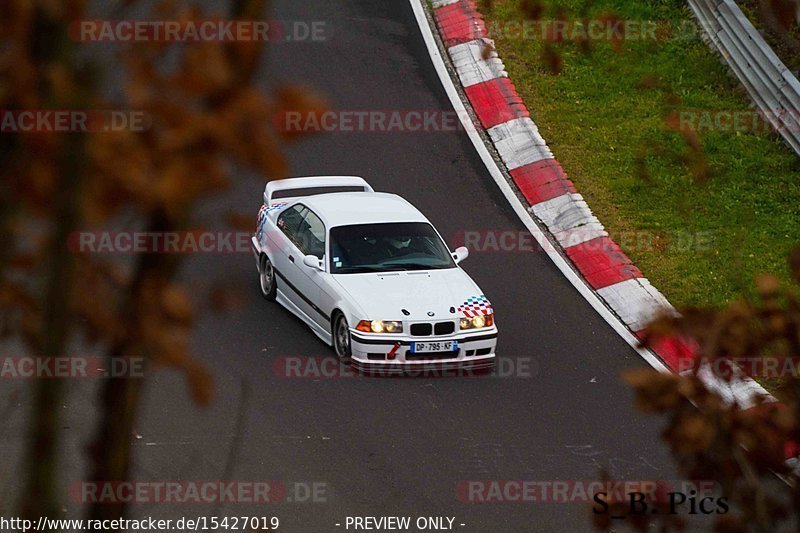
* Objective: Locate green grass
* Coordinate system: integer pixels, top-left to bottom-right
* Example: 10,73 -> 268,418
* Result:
485,0 -> 800,308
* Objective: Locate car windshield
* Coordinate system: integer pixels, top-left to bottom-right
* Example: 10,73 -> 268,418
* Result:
329,222 -> 456,274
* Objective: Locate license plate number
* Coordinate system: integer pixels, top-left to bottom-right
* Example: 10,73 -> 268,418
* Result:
410,340 -> 458,353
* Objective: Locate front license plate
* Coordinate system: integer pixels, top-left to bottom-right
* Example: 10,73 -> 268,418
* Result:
410,340 -> 458,353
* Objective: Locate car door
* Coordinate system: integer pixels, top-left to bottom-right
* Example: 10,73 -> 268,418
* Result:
291,208 -> 332,329
271,203 -> 309,310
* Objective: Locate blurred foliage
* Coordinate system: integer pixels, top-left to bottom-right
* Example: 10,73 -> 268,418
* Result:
621,247 -> 800,530
734,0 -> 800,77
0,0 -> 325,523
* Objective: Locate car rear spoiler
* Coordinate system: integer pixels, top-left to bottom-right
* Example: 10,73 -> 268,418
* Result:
263,176 -> 374,205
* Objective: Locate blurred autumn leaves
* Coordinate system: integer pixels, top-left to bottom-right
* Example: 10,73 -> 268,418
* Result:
617,246 -> 800,530
0,0 -> 325,522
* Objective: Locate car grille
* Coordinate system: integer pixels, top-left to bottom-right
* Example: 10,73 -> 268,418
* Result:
410,323 -> 433,336
434,321 -> 455,335
409,321 -> 456,337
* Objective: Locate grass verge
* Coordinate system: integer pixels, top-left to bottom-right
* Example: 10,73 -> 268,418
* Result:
483,0 -> 800,308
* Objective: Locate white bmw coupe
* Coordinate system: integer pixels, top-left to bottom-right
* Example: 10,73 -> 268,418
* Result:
251,176 -> 497,373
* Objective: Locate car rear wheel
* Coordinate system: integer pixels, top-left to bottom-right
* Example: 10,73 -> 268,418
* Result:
333,314 -> 352,362
259,254 -> 277,301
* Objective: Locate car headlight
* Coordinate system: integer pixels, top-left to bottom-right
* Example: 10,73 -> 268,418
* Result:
356,320 -> 403,334
459,314 -> 493,330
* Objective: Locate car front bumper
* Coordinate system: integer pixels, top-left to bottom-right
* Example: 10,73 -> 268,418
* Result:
349,327 -> 497,375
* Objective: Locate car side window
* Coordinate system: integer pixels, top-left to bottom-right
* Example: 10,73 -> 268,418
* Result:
277,204 -> 308,243
296,209 -> 326,258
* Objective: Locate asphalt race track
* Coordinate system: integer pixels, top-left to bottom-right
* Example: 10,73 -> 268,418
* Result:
0,1 -> 699,531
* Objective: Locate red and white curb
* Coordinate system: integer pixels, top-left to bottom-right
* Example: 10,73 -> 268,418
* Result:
412,0 -> 777,413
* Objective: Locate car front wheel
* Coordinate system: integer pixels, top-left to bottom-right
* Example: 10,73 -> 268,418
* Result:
333,314 -> 352,362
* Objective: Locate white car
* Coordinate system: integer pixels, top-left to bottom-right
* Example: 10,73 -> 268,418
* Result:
251,176 -> 497,373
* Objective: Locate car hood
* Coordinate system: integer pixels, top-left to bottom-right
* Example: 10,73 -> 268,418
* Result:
332,267 -> 485,321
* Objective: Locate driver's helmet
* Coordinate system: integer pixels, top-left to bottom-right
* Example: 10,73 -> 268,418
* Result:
388,236 -> 412,249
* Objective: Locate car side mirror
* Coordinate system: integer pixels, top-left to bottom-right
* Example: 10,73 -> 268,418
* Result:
452,246 -> 469,264
303,254 -> 325,271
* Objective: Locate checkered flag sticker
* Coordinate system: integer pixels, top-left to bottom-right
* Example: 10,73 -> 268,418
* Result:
457,294 -> 493,318
257,202 -> 288,239
267,202 -> 288,212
